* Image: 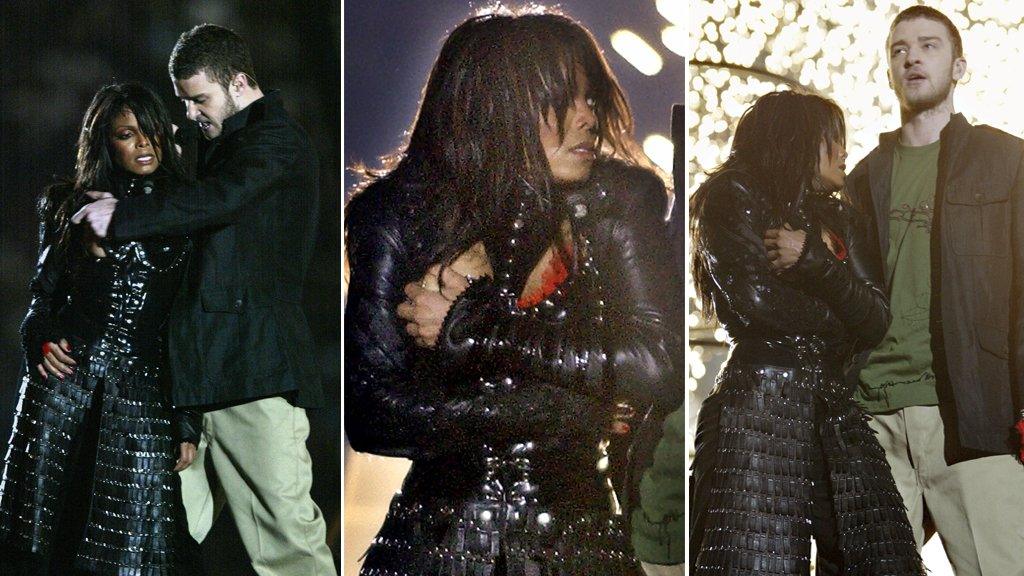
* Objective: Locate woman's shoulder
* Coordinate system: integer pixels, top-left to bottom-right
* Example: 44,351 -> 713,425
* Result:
807,192 -> 860,227
590,158 -> 669,217
346,175 -> 426,231
691,168 -> 767,221
38,180 -> 76,222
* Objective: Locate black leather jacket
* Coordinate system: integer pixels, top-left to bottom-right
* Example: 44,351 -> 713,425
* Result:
20,172 -> 201,443
691,169 -> 890,384
345,159 -> 683,506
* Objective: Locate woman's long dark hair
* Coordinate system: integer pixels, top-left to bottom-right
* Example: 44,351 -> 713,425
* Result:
43,81 -> 185,254
690,90 -> 846,319
351,5 -> 647,273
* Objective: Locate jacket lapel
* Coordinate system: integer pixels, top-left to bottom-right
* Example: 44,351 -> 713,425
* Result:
867,130 -> 898,280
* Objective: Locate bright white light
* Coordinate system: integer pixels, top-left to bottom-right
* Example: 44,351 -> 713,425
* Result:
663,25 -> 685,57
643,134 -> 674,174
656,0 -> 685,25
610,30 -> 663,76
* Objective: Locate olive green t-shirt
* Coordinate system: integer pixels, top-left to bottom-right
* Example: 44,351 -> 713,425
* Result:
856,140 -> 940,413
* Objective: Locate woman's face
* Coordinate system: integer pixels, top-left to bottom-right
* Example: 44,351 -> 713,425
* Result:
110,108 -> 161,176
538,71 -> 598,184
815,138 -> 847,192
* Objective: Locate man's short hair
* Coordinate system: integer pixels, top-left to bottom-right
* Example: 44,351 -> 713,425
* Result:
889,5 -> 963,59
169,24 -> 259,90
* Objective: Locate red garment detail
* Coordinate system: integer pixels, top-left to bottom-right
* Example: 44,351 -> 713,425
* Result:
1015,419 -> 1024,461
516,244 -> 572,309
826,230 -> 848,261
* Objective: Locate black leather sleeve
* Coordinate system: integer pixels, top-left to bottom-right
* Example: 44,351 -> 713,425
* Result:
438,170 -> 685,411
344,187 -> 602,459
173,409 -> 203,446
692,174 -> 846,339
111,121 -> 307,239
785,200 -> 891,351
20,218 -> 68,368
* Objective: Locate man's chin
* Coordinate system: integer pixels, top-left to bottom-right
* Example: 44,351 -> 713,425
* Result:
899,89 -> 952,115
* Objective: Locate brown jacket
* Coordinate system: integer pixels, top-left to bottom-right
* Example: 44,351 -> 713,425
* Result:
846,113 -> 1024,457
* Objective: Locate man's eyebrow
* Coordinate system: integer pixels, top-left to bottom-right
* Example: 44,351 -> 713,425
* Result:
890,35 -> 943,48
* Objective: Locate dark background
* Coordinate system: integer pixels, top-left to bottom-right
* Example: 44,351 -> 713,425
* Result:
0,2 -> 341,574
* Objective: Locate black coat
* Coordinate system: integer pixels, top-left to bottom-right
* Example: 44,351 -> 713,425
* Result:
110,91 -> 323,408
2,173 -> 201,574
845,113 -> 1024,456
688,169 -> 922,575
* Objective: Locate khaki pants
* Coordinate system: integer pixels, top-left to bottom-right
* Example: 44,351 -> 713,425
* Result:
640,562 -> 684,576
179,396 -> 336,576
869,405 -> 1024,576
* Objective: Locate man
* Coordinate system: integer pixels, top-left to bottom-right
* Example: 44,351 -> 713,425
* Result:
73,24 -> 336,576
846,6 -> 1024,575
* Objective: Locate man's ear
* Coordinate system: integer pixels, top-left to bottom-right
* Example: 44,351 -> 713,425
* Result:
231,72 -> 248,94
952,56 -> 967,82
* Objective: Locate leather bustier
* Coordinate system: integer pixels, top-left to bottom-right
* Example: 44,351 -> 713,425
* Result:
66,176 -> 191,361
19,172 -> 198,443
22,174 -> 189,364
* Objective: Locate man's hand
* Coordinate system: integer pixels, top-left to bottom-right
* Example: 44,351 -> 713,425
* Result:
397,265 -> 471,348
71,192 -> 117,238
174,442 -> 197,472
37,338 -> 75,379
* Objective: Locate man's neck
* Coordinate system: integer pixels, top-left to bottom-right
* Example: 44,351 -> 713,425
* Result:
235,87 -> 265,112
898,100 -> 954,146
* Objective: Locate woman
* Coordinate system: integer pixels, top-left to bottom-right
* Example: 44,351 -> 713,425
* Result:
688,90 -> 922,575
0,82 -> 200,575
345,6 -> 683,575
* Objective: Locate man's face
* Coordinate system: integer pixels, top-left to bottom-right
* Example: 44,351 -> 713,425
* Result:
887,17 -> 965,113
173,71 -> 239,140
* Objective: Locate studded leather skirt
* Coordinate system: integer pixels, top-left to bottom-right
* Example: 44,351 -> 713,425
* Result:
359,443 -> 643,576
689,363 -> 923,576
0,344 -> 187,575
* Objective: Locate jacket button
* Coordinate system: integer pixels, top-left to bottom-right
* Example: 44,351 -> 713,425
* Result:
234,299 -> 243,309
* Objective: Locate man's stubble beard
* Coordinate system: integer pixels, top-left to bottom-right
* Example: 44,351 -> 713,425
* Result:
897,65 -> 956,115
220,94 -> 240,124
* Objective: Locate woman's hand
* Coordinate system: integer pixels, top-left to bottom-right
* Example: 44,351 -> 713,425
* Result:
397,243 -> 493,348
174,442 -> 197,472
764,225 -> 807,272
38,338 -> 75,379
397,265 -> 470,348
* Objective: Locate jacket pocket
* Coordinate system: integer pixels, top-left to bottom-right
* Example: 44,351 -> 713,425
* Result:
198,285 -> 285,378
976,325 -> 1009,360
945,185 -> 1009,256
